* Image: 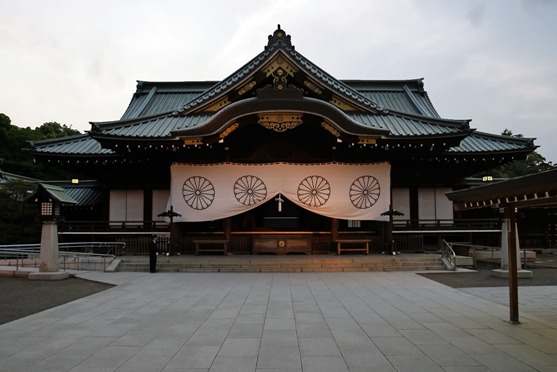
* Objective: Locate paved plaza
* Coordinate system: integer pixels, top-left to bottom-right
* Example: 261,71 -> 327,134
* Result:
0,270 -> 556,371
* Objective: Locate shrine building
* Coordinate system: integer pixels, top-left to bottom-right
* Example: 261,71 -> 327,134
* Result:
28,26 -> 537,255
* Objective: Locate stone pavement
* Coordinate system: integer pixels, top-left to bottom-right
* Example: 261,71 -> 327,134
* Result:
0,271 -> 556,372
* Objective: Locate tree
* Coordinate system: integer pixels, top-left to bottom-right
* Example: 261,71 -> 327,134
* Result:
0,180 -> 40,244
0,113 -> 81,179
485,129 -> 555,178
34,121 -> 80,139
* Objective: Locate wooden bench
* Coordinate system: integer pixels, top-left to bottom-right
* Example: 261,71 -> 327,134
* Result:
193,240 -> 229,255
335,239 -> 370,255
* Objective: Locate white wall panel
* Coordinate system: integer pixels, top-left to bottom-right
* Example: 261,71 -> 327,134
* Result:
391,188 -> 410,220
152,189 -> 170,221
109,189 -> 144,224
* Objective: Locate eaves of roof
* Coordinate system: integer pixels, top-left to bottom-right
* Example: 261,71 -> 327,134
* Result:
63,186 -> 102,206
349,112 -> 469,137
447,132 -> 536,154
89,100 -> 471,141
0,171 -> 41,183
446,168 -> 557,207
91,113 -> 212,139
27,134 -> 115,156
172,95 -> 390,138
25,183 -> 78,205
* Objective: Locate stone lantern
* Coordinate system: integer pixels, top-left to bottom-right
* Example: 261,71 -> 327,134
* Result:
26,183 -> 77,280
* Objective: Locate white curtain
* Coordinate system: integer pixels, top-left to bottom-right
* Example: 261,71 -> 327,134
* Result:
170,162 -> 390,222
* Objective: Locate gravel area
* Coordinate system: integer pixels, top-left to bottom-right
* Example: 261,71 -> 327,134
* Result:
0,277 -> 113,325
419,268 -> 557,288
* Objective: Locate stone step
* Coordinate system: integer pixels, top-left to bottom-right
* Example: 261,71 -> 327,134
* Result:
118,254 -> 444,273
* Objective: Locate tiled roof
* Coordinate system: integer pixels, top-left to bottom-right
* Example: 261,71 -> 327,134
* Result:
120,81 -> 216,120
28,134 -> 114,156
94,114 -> 211,138
119,80 -> 440,121
349,113 -> 465,137
448,132 -> 535,153
64,186 -> 102,206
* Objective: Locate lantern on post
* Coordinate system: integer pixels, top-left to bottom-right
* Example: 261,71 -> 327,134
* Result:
25,183 -> 77,279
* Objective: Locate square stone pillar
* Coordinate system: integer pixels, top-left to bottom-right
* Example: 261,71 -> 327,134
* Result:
29,220 -> 69,280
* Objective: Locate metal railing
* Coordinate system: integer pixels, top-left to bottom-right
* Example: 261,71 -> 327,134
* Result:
448,242 -> 533,269
58,220 -> 169,232
440,239 -> 457,271
393,218 -> 500,231
0,242 -> 123,272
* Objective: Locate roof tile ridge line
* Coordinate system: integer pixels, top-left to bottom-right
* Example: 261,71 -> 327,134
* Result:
422,90 -> 440,117
369,109 -> 472,129
173,47 -> 273,116
342,78 -> 425,86
128,86 -> 158,119
468,130 -> 536,145
91,110 -> 187,129
27,133 -> 91,146
285,47 -> 388,114
402,84 -> 429,116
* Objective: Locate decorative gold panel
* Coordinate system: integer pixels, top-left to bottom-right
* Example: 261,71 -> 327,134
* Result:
304,80 -> 323,95
258,113 -> 303,132
358,136 -> 377,145
238,81 -> 256,95
184,138 -> 203,145
321,121 -> 340,138
202,97 -> 230,112
262,54 -> 298,78
220,122 -> 239,139
330,96 -> 357,111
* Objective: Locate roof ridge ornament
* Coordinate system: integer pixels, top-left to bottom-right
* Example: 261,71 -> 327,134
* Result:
266,24 -> 293,50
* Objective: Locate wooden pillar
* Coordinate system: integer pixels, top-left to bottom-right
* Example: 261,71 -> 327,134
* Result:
224,217 -> 232,243
506,206 -> 520,324
331,218 -> 339,242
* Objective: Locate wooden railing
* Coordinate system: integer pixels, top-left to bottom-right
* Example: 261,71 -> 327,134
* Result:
59,219 -> 501,233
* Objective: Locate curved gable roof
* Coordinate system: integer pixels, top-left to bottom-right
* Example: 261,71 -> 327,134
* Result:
172,25 -> 388,116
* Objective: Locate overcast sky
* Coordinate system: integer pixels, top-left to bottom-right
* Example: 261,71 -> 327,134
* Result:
1,0 -> 556,162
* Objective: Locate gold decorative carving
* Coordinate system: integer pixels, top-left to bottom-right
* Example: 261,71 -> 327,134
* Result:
258,113 -> 303,132
238,81 -> 256,95
272,68 -> 287,90
262,54 -> 298,78
358,136 -> 377,145
304,80 -> 323,95
330,96 -> 357,111
321,121 -> 340,137
220,122 -> 239,139
184,138 -> 203,145
202,97 -> 230,112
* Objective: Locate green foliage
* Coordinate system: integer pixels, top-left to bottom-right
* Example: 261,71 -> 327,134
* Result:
0,180 -> 41,244
484,129 -> 555,178
0,113 -> 81,180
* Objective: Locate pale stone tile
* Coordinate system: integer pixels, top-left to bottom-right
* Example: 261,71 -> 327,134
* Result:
209,355 -> 257,372
257,346 -> 301,369
300,356 -> 349,372
218,338 -> 260,356
299,338 -> 341,356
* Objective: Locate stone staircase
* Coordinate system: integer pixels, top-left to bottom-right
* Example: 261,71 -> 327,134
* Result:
117,254 -> 445,273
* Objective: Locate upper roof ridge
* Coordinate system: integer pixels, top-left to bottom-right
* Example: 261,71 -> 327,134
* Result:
266,25 -> 293,50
